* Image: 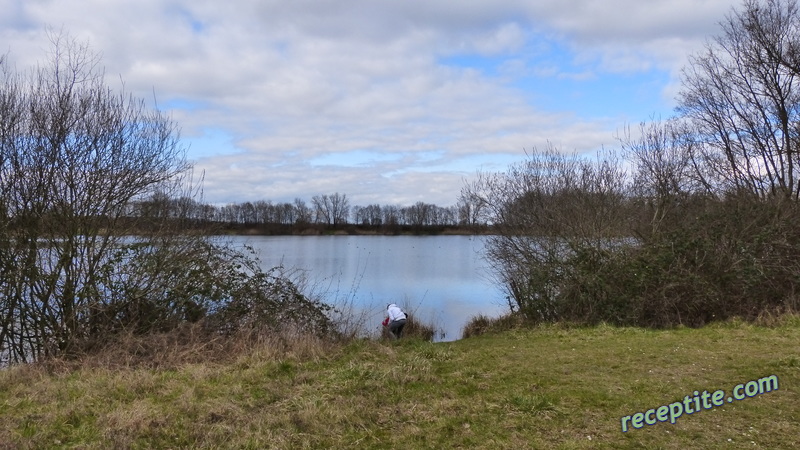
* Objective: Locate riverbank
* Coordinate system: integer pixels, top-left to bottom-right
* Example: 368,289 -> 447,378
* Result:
1,318 -> 798,448
216,222 -> 493,236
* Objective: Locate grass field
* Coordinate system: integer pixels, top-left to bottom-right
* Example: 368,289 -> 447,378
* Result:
1,317 -> 798,449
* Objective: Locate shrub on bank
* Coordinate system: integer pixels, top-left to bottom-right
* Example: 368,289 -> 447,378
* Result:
461,313 -> 527,338
380,313 -> 438,341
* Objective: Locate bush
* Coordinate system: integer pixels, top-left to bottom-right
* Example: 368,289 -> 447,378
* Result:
508,197 -> 800,328
102,237 -> 334,337
18,235 -> 337,363
465,146 -> 800,330
380,314 -> 438,341
461,313 -> 525,338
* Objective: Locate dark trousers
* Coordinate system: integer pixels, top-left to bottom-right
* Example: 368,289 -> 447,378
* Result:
389,319 -> 407,338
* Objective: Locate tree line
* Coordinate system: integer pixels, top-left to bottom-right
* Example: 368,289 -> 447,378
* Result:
129,191 -> 487,230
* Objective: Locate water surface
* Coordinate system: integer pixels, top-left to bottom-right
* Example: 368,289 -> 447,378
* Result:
235,235 -> 507,341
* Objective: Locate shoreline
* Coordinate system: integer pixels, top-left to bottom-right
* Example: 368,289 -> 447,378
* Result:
212,223 -> 493,236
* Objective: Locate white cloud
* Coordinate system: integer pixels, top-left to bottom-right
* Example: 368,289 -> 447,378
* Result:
1,0 -> 741,206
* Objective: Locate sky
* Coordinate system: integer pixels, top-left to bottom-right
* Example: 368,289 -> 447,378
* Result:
1,0 -> 741,207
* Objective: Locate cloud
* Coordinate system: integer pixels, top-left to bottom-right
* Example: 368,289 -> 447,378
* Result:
1,0 -> 741,206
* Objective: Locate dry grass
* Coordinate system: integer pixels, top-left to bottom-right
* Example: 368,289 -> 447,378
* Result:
461,312 -> 528,338
1,318 -> 799,448
380,314 -> 439,341
29,322 -> 336,375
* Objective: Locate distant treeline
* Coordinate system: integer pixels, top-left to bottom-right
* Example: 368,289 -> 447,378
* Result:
124,192 -> 489,234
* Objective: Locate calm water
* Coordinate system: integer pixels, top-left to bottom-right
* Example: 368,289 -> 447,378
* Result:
233,235 -> 507,341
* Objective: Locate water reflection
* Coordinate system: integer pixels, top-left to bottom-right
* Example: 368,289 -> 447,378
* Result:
235,235 -> 507,341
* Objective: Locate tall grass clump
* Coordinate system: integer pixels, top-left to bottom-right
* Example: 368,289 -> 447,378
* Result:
401,315 -> 438,341
461,313 -> 526,339
379,312 -> 438,341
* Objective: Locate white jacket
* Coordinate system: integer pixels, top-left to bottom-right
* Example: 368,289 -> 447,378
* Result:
387,304 -> 407,322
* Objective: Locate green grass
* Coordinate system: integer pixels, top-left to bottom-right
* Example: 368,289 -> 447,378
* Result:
1,320 -> 799,448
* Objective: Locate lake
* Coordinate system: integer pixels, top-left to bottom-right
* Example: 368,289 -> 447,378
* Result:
231,235 -> 507,341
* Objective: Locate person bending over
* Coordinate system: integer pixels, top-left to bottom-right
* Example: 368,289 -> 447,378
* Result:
383,303 -> 407,339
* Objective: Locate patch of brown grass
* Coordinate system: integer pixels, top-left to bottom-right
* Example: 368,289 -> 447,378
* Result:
31,322 -> 337,373
3,316 -> 799,448
380,315 -> 438,341
461,312 -> 527,338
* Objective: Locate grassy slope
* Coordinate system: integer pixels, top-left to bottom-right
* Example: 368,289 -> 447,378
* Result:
1,320 -> 799,449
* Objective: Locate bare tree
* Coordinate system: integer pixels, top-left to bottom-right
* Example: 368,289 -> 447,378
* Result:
678,0 -> 800,199
276,202 -> 295,225
0,32 -> 189,362
618,118 -> 706,235
406,201 -> 432,227
457,193 -> 486,226
461,145 -> 629,320
351,205 -> 365,225
382,205 -> 400,226
311,194 -> 332,225
254,200 -> 273,224
311,192 -> 350,226
364,204 -> 383,226
329,192 -> 350,226
351,204 -> 383,226
294,198 -> 311,224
